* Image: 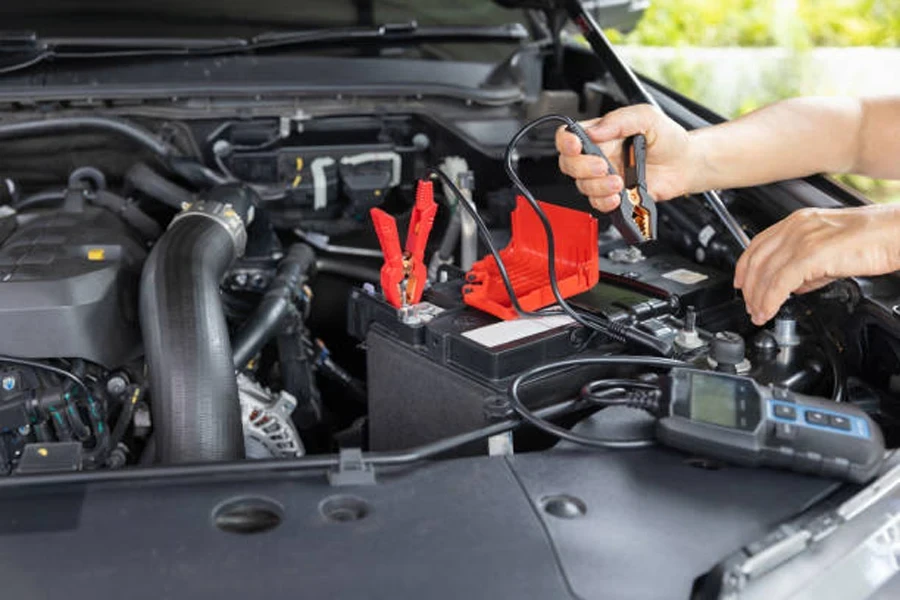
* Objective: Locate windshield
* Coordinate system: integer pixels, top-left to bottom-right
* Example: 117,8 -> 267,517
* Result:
1,0 -> 524,37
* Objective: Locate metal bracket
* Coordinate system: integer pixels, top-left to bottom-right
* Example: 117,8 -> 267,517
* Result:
327,448 -> 376,486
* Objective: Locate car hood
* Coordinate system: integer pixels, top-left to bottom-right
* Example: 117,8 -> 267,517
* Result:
0,0 -> 637,36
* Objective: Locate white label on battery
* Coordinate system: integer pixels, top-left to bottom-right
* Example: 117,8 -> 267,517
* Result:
662,268 -> 708,286
463,314 -> 575,348
698,224 -> 716,248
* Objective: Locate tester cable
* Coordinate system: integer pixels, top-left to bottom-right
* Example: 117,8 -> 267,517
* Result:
426,123 -> 672,357
508,355 -> 686,449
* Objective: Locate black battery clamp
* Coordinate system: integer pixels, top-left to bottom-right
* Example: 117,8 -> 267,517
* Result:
507,357 -> 885,483
657,368 -> 884,483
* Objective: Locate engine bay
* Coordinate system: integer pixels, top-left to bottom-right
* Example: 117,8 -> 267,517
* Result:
0,100 -> 896,479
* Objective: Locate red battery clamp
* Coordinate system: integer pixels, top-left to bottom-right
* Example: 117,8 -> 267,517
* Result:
370,180 -> 438,308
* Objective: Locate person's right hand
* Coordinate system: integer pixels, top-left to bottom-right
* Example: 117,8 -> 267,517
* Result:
556,104 -> 698,212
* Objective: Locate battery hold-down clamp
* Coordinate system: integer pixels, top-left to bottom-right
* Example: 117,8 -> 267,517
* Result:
370,180 -> 438,308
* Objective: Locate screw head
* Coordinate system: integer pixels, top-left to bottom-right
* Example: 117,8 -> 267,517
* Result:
17,424 -> 30,436
106,375 -> 128,397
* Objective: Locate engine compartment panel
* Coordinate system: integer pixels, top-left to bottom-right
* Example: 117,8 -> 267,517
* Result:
0,204 -> 145,367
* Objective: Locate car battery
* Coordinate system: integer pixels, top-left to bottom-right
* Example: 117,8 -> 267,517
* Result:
348,287 -> 608,453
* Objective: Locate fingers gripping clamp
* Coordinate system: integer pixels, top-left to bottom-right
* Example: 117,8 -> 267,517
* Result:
370,180 -> 438,308
566,123 -> 657,244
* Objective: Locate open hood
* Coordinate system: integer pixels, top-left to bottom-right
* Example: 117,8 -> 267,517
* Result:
0,0 -> 646,36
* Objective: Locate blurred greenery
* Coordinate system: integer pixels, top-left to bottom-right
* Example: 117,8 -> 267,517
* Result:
604,0 -> 900,202
607,0 -> 900,48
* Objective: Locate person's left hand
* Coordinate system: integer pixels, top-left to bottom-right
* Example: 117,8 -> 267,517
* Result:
735,204 -> 900,325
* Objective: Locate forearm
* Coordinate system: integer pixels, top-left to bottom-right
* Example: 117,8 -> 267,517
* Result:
686,97 -> 864,193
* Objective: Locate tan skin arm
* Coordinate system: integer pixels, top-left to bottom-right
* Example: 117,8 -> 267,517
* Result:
556,97 -> 900,324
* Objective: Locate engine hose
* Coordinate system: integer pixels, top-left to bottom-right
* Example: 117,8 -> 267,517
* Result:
140,184 -> 254,463
92,189 -> 163,241
125,163 -> 194,210
0,116 -> 177,157
315,257 -> 380,282
0,117 -> 222,187
232,243 -> 316,368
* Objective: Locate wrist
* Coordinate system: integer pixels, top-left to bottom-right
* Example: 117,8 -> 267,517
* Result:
685,129 -> 716,194
884,205 -> 900,272
860,204 -> 900,273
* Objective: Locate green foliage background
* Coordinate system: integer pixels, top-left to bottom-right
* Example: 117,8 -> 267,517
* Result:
608,0 -> 900,48
605,0 -> 900,201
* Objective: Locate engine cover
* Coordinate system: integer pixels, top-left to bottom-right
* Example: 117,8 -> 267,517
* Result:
0,205 -> 146,367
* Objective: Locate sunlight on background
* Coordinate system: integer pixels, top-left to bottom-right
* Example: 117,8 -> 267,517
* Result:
603,0 -> 900,202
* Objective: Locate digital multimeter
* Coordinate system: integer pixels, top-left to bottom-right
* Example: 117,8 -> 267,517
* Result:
656,368 -> 885,483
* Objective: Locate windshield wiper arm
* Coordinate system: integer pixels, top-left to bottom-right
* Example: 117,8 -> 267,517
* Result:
0,22 -> 529,76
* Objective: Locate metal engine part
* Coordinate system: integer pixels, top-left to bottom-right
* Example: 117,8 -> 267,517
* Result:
237,374 -> 305,459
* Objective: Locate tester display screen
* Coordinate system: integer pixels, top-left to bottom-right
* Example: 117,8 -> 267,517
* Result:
689,374 -> 739,428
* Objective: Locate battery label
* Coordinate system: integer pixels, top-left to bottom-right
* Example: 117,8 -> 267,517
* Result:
462,314 -> 575,348
662,268 -> 709,286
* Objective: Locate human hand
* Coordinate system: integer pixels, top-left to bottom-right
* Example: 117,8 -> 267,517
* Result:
735,205 -> 900,325
555,104 -> 698,212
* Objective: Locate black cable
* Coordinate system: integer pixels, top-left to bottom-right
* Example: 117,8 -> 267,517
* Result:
503,114 -> 596,325
427,137 -> 673,356
1,399 -> 586,487
509,355 -> 686,449
109,386 -> 140,452
426,167 -> 534,318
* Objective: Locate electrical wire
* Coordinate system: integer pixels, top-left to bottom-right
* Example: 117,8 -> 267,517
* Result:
502,114 -> 598,326
426,127 -> 673,356
426,167 -> 534,318
508,355 -> 686,449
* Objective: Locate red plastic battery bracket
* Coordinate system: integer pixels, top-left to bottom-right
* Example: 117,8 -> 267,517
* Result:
462,196 -> 599,320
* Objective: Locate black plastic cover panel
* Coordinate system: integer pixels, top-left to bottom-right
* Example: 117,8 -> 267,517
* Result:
0,446 -> 839,599
0,207 -> 145,367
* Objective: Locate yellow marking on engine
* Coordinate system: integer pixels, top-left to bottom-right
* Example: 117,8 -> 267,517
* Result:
292,175 -> 303,188
296,157 -> 304,171
87,248 -> 106,261
37,447 -> 48,457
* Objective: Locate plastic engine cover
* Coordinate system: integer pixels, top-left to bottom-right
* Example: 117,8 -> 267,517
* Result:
0,206 -> 146,367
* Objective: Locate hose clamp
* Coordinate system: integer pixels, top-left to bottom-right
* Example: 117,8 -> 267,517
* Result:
171,200 -> 247,256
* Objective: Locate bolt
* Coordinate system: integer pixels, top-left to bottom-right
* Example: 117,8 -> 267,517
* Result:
17,424 -> 30,436
1,376 -> 15,391
234,272 -> 249,287
252,274 -> 266,288
106,375 -> 128,397
684,306 -> 697,332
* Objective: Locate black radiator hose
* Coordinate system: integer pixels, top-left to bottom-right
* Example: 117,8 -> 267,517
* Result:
232,243 -> 316,369
140,184 -> 255,463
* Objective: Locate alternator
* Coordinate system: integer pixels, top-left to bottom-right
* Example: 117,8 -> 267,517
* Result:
238,374 -> 305,459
